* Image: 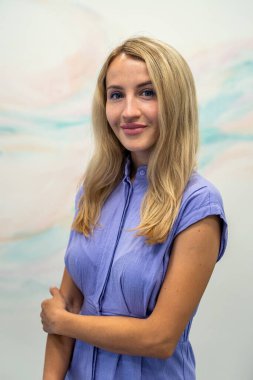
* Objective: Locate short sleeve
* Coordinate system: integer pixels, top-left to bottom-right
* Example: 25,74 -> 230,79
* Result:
173,179 -> 228,262
64,186 -> 84,268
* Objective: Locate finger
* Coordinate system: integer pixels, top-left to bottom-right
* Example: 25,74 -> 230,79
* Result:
41,298 -> 51,308
49,286 -> 60,297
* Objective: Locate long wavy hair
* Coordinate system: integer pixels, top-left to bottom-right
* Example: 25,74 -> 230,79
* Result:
72,36 -> 199,244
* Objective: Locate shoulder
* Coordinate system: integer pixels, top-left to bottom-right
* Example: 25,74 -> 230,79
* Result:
181,171 -> 224,209
173,171 -> 228,261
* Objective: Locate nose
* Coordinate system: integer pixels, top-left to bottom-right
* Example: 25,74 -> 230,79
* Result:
122,96 -> 141,121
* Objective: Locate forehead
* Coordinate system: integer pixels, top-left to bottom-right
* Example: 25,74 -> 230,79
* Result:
106,53 -> 150,86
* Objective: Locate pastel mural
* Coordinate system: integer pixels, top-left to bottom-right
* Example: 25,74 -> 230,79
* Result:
0,1 -> 106,378
193,39 -> 253,170
0,0 -> 252,379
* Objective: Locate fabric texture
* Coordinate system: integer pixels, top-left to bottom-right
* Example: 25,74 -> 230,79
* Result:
64,158 -> 228,380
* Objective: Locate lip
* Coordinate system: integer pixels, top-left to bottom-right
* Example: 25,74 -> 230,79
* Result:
120,123 -> 147,129
120,123 -> 147,136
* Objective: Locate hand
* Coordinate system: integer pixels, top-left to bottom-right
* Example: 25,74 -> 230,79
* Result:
40,287 -> 67,334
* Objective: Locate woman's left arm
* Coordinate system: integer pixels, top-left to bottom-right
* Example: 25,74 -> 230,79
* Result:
41,215 -> 221,359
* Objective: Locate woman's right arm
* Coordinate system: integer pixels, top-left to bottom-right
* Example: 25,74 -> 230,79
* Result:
42,268 -> 84,380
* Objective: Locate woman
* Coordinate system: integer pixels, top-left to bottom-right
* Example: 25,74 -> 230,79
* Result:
41,36 -> 228,379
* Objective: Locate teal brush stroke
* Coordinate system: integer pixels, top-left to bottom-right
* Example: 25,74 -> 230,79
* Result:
199,93 -> 241,127
0,224 -> 71,264
201,128 -> 253,145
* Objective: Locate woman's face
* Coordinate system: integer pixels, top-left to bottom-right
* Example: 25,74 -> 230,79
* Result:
105,53 -> 159,167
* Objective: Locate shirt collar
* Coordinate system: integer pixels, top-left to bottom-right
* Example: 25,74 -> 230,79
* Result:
123,155 -> 132,179
123,155 -> 148,182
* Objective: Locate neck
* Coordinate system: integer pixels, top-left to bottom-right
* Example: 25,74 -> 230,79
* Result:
130,151 -> 149,169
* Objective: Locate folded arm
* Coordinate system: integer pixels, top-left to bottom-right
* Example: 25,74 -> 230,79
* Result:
42,268 -> 83,380
41,215 -> 221,360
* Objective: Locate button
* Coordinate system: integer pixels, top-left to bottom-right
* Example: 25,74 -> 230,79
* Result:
139,169 -> 146,176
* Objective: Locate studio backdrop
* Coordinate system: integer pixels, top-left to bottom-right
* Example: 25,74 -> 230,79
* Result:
0,1 -> 252,379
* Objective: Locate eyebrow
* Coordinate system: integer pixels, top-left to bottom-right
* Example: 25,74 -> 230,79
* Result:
106,81 -> 153,91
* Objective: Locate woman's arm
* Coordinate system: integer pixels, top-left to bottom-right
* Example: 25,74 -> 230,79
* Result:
42,268 -> 83,380
41,215 -> 220,359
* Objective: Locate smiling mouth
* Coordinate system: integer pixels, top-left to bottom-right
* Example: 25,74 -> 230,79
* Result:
120,123 -> 147,135
121,123 -> 147,129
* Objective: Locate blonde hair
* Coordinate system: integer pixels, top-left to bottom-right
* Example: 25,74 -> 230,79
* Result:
72,36 -> 199,244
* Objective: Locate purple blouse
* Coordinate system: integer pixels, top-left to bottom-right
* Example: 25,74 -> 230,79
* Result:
64,159 -> 228,380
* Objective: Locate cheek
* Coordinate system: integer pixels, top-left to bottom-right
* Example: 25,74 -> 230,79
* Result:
144,103 -> 159,125
106,104 -> 117,127
152,105 -> 159,122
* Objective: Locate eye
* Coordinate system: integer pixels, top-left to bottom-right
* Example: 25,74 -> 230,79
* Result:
108,91 -> 123,100
140,89 -> 156,98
